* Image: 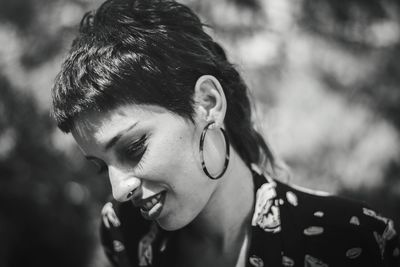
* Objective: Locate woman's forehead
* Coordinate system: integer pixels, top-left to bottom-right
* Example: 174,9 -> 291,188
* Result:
71,105 -> 163,138
71,103 -> 187,143
76,104 -> 168,126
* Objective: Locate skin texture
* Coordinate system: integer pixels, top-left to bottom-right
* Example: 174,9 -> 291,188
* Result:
73,103 -> 224,230
72,76 -> 255,266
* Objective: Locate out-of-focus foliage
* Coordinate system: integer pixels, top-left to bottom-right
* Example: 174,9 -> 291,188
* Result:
298,0 -> 400,225
302,0 -> 400,128
0,0 -> 399,266
0,0 -> 35,30
0,0 -> 112,265
0,74 -> 101,267
185,0 -> 400,222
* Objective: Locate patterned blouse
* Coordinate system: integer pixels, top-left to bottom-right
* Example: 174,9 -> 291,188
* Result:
100,166 -> 400,267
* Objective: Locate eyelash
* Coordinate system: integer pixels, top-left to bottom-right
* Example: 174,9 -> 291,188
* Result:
96,135 -> 148,175
125,135 -> 148,162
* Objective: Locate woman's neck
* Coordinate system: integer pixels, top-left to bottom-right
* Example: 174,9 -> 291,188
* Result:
180,150 -> 255,254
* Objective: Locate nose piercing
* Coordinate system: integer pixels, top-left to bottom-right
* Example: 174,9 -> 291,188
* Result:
127,190 -> 134,199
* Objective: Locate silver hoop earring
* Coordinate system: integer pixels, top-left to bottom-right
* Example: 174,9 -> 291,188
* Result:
199,122 -> 230,180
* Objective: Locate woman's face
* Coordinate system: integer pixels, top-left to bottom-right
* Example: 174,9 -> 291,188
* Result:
72,104 -> 221,230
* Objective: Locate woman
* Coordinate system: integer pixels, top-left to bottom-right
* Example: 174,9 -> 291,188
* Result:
51,0 -> 399,266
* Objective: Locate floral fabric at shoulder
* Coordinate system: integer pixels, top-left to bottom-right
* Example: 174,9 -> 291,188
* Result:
138,223 -> 158,266
101,202 -> 121,229
251,180 -> 281,233
361,207 -> 399,263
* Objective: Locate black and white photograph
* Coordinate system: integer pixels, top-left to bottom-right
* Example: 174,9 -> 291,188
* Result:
0,0 -> 399,266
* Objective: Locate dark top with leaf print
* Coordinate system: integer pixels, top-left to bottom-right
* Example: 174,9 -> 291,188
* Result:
100,168 -> 400,267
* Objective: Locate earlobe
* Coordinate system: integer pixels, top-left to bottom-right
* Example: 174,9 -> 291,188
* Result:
194,75 -> 227,126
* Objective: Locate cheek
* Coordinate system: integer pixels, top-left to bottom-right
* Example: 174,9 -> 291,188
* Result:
150,137 -> 186,170
152,129 -> 198,167
140,131 -> 198,186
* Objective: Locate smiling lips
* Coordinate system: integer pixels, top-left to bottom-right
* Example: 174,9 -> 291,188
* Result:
132,191 -> 166,220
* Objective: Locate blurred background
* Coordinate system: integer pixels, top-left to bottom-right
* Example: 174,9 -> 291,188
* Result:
0,0 -> 399,266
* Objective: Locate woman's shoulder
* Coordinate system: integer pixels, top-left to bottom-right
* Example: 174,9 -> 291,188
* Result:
275,179 -> 393,231
275,179 -> 370,218
274,179 -> 400,266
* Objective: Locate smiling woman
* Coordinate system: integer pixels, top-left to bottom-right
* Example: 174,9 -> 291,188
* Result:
51,0 -> 400,266
71,103 -> 236,230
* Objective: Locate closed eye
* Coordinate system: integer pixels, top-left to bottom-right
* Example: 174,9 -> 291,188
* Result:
85,135 -> 148,175
124,135 -> 148,164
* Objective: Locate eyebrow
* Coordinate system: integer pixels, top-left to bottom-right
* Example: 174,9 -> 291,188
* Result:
104,122 -> 139,151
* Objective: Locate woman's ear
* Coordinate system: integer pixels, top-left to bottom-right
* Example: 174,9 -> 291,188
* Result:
193,75 -> 227,127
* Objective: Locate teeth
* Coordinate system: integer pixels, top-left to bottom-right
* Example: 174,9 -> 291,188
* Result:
144,202 -> 152,210
142,192 -> 163,211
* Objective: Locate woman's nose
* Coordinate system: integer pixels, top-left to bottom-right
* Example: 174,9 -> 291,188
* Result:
108,165 -> 141,202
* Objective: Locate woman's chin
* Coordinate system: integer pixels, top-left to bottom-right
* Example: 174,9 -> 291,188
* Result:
156,215 -> 190,231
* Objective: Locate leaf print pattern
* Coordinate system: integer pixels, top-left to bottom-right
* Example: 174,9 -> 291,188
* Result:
349,216 -> 360,226
364,209 -> 398,261
304,255 -> 328,267
99,169 -> 400,267
251,181 -> 281,233
313,211 -> 324,217
303,226 -> 324,236
138,223 -> 158,266
363,207 -> 389,224
258,205 -> 281,233
383,220 -> 397,241
101,202 -> 121,228
113,240 -> 125,252
374,231 -> 386,259
249,255 -> 264,267
286,191 -> 298,206
282,255 -> 295,266
346,247 -> 362,259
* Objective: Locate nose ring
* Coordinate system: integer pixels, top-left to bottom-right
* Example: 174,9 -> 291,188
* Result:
127,190 -> 134,199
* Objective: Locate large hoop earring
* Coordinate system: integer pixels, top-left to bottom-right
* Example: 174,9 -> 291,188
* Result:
199,122 -> 230,180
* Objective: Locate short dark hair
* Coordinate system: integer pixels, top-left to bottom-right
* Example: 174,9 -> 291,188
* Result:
52,0 -> 275,169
